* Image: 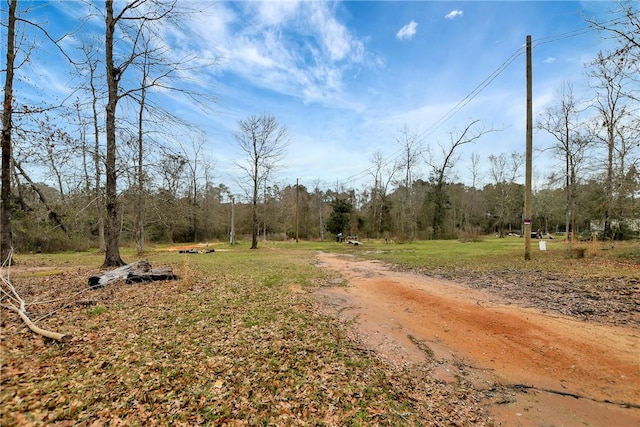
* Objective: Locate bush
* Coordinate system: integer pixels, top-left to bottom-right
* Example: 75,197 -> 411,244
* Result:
458,227 -> 484,242
12,218 -> 91,252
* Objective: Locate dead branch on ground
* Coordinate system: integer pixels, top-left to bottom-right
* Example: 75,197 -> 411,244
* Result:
0,249 -> 71,342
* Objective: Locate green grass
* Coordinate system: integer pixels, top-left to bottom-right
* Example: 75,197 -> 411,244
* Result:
86,305 -> 108,317
9,244 -> 469,424
3,237 -> 637,425
238,236 -> 639,279
144,236 -> 640,284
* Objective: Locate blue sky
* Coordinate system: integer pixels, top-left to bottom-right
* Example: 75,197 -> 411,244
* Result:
7,1 -> 623,194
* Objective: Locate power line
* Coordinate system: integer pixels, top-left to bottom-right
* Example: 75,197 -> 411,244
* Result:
337,16 -> 626,189
340,44 -> 526,187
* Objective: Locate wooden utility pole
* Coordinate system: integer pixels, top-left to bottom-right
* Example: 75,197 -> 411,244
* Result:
524,35 -> 533,260
295,178 -> 299,243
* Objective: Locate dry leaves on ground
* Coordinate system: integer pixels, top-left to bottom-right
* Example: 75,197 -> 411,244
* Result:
1,255 -> 492,426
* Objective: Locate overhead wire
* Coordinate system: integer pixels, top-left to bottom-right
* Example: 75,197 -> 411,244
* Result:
310,14 -> 631,191
338,45 -> 527,188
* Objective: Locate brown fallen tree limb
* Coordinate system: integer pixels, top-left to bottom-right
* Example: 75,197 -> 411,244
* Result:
14,305 -> 71,342
1,252 -> 71,342
88,260 -> 177,289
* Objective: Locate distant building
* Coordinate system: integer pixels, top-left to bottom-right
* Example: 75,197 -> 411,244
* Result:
590,219 -> 640,238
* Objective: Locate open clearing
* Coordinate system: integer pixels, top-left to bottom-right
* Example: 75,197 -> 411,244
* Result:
1,242 -> 639,426
315,252 -> 640,426
1,248 -> 493,426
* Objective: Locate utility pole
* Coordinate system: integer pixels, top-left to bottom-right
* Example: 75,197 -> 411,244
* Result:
524,35 -> 533,260
295,178 -> 299,243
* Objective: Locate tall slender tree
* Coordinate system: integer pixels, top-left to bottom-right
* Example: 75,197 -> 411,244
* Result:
367,151 -> 396,238
588,51 -> 634,239
537,82 -> 590,241
103,0 -> 177,266
77,41 -> 107,251
234,114 -> 288,249
104,0 -> 123,266
394,126 -> 422,240
1,0 -> 18,264
486,152 -> 523,237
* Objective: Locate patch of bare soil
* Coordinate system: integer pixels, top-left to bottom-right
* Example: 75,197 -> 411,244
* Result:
428,267 -> 640,328
315,253 -> 640,427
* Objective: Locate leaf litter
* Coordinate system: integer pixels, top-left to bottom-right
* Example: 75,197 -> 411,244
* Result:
1,253 -> 493,426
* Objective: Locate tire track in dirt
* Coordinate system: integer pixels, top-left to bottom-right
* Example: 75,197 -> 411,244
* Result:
315,253 -> 640,427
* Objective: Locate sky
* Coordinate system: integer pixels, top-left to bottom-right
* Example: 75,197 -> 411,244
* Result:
5,0 -> 626,196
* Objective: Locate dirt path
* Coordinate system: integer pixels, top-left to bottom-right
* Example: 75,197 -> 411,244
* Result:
314,253 -> 640,427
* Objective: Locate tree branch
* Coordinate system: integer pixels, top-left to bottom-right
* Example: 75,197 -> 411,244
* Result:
1,250 -> 71,342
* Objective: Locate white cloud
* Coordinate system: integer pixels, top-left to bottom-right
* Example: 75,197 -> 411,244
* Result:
307,2 -> 364,63
543,57 -> 556,64
445,10 -> 463,20
396,20 -> 418,40
256,0 -> 300,26
183,2 -> 370,107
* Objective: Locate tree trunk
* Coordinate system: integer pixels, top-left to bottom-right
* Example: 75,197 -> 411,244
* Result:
103,0 -> 124,267
565,152 -> 572,243
88,46 -> 106,252
137,82 -> 146,255
77,102 -> 92,194
1,0 -> 17,264
251,157 -> 259,249
603,123 -> 615,239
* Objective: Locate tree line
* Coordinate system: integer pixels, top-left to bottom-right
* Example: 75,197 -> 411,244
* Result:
1,1 -> 639,265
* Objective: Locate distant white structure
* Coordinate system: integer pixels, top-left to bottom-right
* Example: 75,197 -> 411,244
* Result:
590,219 -> 640,237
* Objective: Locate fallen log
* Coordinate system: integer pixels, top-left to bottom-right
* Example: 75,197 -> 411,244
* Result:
88,260 -> 178,289
178,248 -> 215,254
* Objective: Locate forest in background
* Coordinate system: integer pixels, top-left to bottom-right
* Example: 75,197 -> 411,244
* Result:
2,1 -> 639,256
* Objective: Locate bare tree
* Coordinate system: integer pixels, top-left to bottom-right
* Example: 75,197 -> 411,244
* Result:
367,151 -> 397,238
103,0 -> 180,266
75,41 -> 107,251
310,180 -> 327,240
588,51 -> 636,239
150,150 -> 187,242
462,152 -> 484,231
393,125 -> 422,240
234,114 -> 288,249
1,0 -> 18,263
537,82 -> 591,241
74,100 -> 92,194
487,152 -> 523,237
587,1 -> 640,94
426,120 -> 492,238
178,138 -> 208,243
105,0 -> 135,265
133,37 -> 153,254
102,0 -> 219,264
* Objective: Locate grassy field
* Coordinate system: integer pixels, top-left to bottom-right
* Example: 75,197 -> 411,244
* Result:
251,235 -> 640,279
1,237 -> 638,426
341,236 -> 640,278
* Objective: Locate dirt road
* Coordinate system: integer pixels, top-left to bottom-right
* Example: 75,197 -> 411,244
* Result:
315,253 -> 640,426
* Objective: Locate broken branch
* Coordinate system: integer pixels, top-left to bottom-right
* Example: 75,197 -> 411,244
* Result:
1,249 -> 71,342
